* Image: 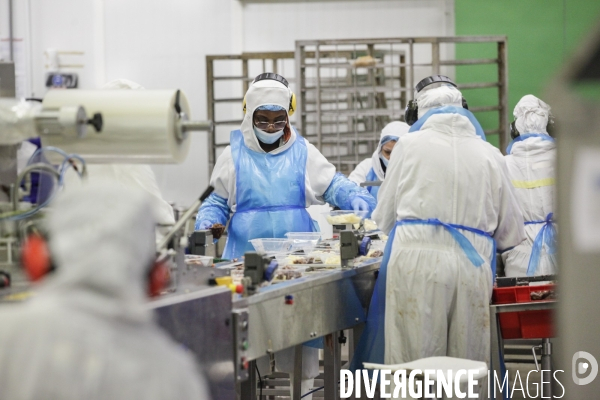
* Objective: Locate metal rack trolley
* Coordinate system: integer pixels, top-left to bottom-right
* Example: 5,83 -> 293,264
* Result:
295,36 -> 509,174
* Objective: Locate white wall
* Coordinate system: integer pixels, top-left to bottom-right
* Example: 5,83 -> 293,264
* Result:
101,0 -> 237,207
6,0 -> 454,207
243,0 -> 454,51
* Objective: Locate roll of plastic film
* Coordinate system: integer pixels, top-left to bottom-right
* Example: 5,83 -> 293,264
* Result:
0,99 -> 41,145
40,89 -> 191,164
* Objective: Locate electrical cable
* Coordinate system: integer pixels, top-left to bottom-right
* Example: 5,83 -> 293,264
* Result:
301,385 -> 324,398
255,363 -> 262,399
0,147 -> 87,221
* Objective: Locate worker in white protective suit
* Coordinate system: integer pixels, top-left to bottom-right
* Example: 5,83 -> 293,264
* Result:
195,73 -> 376,399
0,182 -> 211,400
348,121 -> 410,201
63,79 -> 175,235
502,95 -> 557,277
351,76 -> 525,379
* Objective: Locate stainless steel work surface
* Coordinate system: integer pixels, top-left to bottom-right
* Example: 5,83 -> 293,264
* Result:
150,285 -> 236,400
233,259 -> 380,361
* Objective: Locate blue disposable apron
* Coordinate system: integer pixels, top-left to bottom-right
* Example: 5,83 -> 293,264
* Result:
349,218 -> 496,372
365,167 -> 380,201
524,213 -> 556,276
223,130 -> 316,260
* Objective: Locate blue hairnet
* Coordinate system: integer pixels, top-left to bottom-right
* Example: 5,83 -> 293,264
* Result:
256,104 -> 285,111
380,135 -> 399,146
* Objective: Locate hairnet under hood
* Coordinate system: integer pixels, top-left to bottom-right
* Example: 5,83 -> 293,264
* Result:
42,181 -> 157,323
370,121 -> 410,181
513,94 -> 552,135
240,79 -> 295,153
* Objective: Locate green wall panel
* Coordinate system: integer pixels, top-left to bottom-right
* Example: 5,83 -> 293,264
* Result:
455,0 -> 600,149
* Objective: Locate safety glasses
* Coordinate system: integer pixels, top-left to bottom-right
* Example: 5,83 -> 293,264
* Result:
254,120 -> 287,130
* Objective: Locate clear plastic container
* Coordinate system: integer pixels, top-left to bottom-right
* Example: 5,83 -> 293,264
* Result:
184,255 -> 214,267
249,238 -> 292,254
322,210 -> 369,225
285,232 -> 322,253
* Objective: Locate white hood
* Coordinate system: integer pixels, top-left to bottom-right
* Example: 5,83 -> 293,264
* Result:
416,85 -> 463,119
370,121 -> 410,180
513,94 -> 552,135
240,79 -> 296,154
42,181 -> 157,323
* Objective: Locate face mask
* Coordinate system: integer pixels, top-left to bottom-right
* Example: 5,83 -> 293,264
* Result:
254,126 -> 284,144
379,154 -> 389,167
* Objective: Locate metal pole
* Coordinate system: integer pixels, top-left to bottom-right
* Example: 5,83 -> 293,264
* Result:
292,345 -> 303,400
240,360 -> 257,400
541,339 -> 552,398
409,39 -> 415,100
316,45 -> 322,151
294,41 -> 304,136
8,0 -> 14,61
156,186 -> 214,251
498,39 -> 509,153
206,57 -> 216,174
431,41 -> 440,75
324,332 -> 341,400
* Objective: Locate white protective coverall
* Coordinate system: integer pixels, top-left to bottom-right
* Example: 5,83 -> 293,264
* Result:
62,79 -> 175,230
348,121 -> 410,186
373,85 -> 525,367
0,182 -> 211,400
502,95 -> 557,277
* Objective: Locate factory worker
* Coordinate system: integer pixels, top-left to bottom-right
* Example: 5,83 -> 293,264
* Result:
195,73 -> 376,260
352,76 -> 525,372
348,121 -> 410,200
502,95 -> 557,277
0,182 -> 211,400
196,73 -> 374,399
63,79 -> 175,235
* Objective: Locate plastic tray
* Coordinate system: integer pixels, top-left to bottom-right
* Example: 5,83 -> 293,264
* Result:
492,284 -> 555,339
285,232 -> 322,253
249,238 -> 292,254
323,210 -> 369,225
184,255 -> 214,267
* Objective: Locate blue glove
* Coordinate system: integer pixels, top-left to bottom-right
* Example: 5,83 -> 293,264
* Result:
351,197 -> 369,213
197,220 -> 212,230
195,193 -> 230,230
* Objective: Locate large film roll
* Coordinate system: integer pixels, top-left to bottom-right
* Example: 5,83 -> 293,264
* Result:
41,89 -> 191,164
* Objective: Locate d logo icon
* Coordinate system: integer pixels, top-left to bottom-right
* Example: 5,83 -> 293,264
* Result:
573,351 -> 598,385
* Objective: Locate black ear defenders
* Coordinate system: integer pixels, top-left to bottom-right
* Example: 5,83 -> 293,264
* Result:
242,73 -> 296,116
510,118 -> 553,139
404,75 -> 468,126
510,121 -> 519,140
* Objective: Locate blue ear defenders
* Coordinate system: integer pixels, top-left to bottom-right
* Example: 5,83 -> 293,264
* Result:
404,75 -> 468,125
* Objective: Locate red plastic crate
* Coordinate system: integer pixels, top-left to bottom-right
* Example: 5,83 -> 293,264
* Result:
492,284 -> 555,339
